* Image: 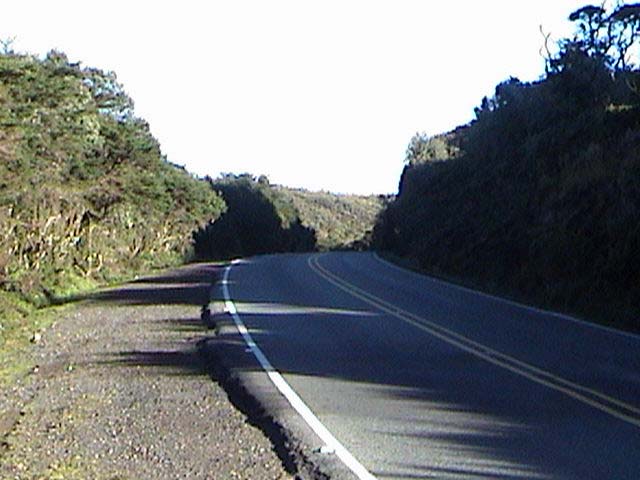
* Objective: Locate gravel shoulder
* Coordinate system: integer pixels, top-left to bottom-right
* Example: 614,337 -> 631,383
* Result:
0,263 -> 294,479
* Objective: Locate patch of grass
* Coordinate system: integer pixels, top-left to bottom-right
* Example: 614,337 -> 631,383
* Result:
0,271 -> 99,385
0,49 -> 225,363
0,259 -> 184,390
0,290 -> 38,385
0,290 -> 65,386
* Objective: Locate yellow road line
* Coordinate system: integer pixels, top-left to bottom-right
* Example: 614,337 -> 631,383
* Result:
308,254 -> 640,428
223,262 -> 376,480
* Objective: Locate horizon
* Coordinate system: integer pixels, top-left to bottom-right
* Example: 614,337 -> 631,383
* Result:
3,0 -> 592,195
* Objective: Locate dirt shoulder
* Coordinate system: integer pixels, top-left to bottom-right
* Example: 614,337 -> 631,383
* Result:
0,263 -> 293,479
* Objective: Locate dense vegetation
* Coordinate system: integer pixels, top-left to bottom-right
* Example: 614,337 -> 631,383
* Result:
373,3 -> 640,331
192,175 -> 385,259
192,174 -> 316,259
274,187 -> 386,250
0,47 -> 224,380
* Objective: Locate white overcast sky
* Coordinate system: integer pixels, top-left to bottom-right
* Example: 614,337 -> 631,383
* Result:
3,1 -> 591,194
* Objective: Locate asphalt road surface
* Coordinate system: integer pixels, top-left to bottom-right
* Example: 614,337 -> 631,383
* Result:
212,252 -> 640,479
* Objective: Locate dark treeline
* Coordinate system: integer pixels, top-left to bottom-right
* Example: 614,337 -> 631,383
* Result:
192,174 -> 316,259
192,174 -> 385,259
373,3 -> 640,331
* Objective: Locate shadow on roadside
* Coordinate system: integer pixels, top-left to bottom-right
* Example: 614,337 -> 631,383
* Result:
84,259 -> 304,477
102,349 -> 207,377
56,263 -> 221,307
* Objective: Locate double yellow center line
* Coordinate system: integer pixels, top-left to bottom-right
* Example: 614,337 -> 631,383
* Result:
308,254 -> 640,428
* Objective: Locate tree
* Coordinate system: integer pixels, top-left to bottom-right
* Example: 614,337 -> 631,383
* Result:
0,37 -> 15,55
609,3 -> 640,70
82,67 -> 134,121
549,3 -> 640,74
405,131 -> 461,165
568,5 -> 609,59
192,176 -> 316,259
0,48 -> 225,295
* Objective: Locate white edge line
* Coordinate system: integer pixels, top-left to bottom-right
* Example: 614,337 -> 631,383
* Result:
372,252 -> 640,341
221,261 -> 376,480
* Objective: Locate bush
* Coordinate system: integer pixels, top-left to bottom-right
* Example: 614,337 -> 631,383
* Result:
373,5 -> 640,331
0,50 -> 225,302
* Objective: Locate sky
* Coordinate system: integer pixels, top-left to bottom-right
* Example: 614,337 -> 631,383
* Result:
2,1 -> 592,194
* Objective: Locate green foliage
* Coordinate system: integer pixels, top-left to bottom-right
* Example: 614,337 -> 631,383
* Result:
275,187 -> 387,250
405,130 -> 462,166
192,174 -> 385,257
374,4 -> 640,331
192,174 -> 316,259
0,50 -> 225,304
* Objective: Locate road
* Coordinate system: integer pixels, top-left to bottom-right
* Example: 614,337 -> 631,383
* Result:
211,252 -> 640,479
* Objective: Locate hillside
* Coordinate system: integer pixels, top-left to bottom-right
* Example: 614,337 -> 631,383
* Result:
192,175 -> 386,259
275,187 -> 386,250
373,4 -> 640,332
0,49 -> 224,380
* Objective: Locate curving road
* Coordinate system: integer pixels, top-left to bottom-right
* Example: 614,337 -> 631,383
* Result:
211,252 -> 640,479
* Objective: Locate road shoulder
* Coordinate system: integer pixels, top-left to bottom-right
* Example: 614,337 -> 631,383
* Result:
0,264 -> 293,479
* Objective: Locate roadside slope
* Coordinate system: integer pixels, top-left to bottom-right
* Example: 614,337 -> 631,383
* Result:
373,6 -> 640,332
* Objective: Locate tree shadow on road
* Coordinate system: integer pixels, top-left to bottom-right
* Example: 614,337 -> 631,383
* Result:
49,262 -> 223,308
61,257 -> 597,479
202,270 -> 585,480
105,349 -> 206,377
84,260 -> 303,476
85,263 -> 220,307
86,262 -> 223,375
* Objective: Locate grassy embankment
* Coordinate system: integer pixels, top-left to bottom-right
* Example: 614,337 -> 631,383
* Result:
0,48 -> 385,385
0,50 -> 225,384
